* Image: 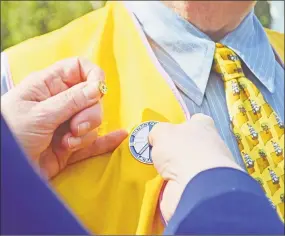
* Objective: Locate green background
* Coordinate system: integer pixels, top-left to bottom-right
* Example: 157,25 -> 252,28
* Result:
1,1 -> 272,51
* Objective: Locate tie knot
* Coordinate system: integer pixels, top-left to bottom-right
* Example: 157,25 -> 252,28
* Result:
212,43 -> 245,81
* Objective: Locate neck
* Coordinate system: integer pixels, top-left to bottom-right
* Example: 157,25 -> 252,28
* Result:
163,1 -> 255,41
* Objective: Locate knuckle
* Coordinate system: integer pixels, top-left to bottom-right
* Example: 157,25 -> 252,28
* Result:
204,116 -> 215,126
91,65 -> 105,82
203,114 -> 214,123
191,113 -> 204,120
58,56 -> 80,68
28,105 -> 56,130
156,122 -> 173,131
149,122 -> 172,143
24,70 -> 45,87
77,57 -> 105,82
65,89 -> 84,113
191,113 -> 214,124
77,56 -> 88,65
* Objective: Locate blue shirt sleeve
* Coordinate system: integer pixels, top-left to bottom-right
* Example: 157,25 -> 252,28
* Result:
1,115 -> 89,235
165,167 -> 284,235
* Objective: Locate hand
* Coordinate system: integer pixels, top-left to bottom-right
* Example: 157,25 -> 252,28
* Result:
149,114 -> 243,221
1,57 -> 128,179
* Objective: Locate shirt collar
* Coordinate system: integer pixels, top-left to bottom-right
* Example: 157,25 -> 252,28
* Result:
124,1 -> 277,102
221,12 -> 277,93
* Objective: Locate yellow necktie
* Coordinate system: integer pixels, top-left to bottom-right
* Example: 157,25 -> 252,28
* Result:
212,43 -> 284,220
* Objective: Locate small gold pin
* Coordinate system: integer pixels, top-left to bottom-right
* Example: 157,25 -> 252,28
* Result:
99,81 -> 108,95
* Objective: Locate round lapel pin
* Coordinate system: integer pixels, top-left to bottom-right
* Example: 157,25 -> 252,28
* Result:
129,121 -> 158,164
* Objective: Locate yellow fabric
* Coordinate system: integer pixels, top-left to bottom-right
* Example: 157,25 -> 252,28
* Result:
213,43 -> 284,221
4,2 -> 284,234
4,2 -> 187,235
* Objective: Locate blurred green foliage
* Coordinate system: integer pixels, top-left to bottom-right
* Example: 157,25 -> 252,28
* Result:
1,1 -> 272,51
1,1 -> 94,50
255,1 -> 271,29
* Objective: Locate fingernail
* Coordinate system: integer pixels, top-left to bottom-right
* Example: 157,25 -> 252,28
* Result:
68,136 -> 82,149
77,122 -> 90,136
83,82 -> 99,100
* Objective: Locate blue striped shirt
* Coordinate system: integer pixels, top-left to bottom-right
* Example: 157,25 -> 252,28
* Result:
125,1 -> 284,168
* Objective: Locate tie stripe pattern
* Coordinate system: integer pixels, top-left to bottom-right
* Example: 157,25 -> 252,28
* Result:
213,43 -> 284,220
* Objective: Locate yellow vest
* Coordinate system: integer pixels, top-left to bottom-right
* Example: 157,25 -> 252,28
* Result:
4,2 -> 284,234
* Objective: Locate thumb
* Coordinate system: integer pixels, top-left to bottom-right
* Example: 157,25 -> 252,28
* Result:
148,122 -> 171,146
40,80 -> 102,125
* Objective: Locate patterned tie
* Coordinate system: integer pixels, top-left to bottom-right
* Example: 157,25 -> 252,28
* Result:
212,43 -> 284,220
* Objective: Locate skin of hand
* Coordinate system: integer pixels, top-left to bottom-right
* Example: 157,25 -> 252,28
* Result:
148,113 -> 244,222
1,57 -> 128,179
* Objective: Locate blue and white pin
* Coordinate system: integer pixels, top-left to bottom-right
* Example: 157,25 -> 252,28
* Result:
129,121 -> 158,164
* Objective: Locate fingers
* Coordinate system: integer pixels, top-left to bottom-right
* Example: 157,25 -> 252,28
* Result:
25,57 -> 105,100
25,57 -> 106,127
69,101 -> 103,137
49,57 -> 104,88
190,113 -> 215,127
67,129 -> 128,165
148,122 -> 173,146
51,125 -> 100,170
61,129 -> 99,151
189,113 -> 218,134
40,79 -> 103,125
149,114 -> 215,146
